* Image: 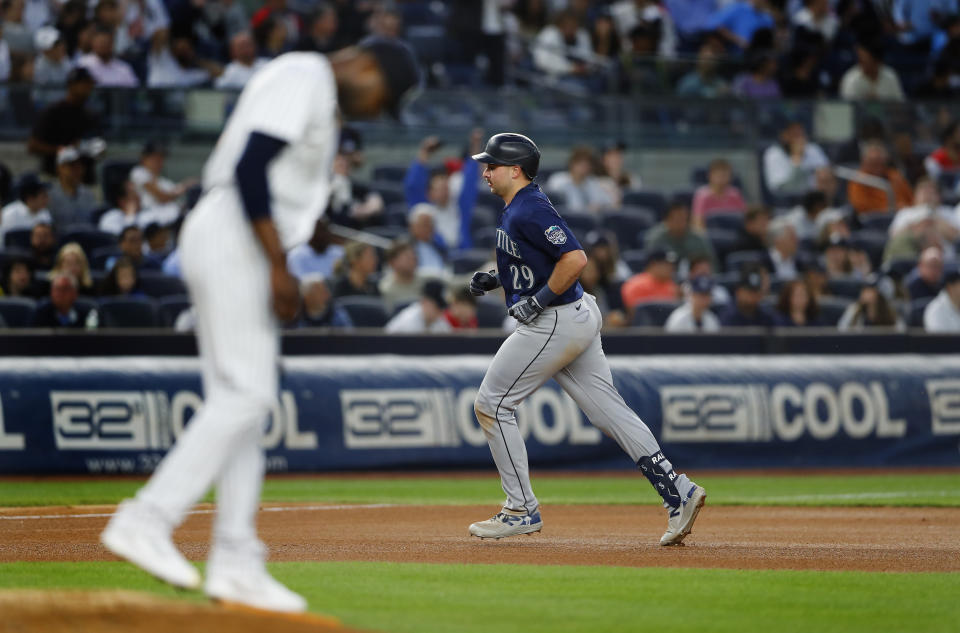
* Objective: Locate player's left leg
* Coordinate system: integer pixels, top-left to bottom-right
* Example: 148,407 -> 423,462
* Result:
553,295 -> 705,545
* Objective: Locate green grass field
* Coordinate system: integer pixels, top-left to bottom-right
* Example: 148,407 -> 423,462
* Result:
2,471 -> 959,633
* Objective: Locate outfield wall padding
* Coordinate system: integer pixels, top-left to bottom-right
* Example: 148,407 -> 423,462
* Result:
0,356 -> 958,473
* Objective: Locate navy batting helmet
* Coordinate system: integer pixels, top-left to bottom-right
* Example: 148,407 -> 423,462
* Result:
472,133 -> 540,179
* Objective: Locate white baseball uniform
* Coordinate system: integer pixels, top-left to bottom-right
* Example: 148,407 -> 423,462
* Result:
134,52 -> 337,561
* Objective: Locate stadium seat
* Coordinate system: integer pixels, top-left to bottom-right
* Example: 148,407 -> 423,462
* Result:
367,225 -> 407,242
826,276 -> 865,299
383,203 -> 409,227
671,189 -> 695,209
335,296 -> 389,327
724,250 -> 768,273
857,212 -> 895,232
0,247 -> 32,271
817,297 -> 853,326
561,211 -> 598,236
602,211 -> 657,250
704,211 -> 745,233
472,227 -> 498,249
98,296 -> 160,328
476,299 -> 506,328
451,249 -> 491,275
631,300 -> 681,327
157,294 -> 191,327
369,183 -> 406,206
60,226 -> 117,257
100,160 -> 136,204
138,272 -> 187,298
883,257 -> 918,280
476,190 -> 503,210
707,229 -> 740,261
372,165 -> 408,183
3,228 -> 31,249
90,247 -> 122,271
622,191 -> 667,218
390,300 -> 414,318
851,230 -> 889,269
909,296 -> 934,328
0,297 -> 36,327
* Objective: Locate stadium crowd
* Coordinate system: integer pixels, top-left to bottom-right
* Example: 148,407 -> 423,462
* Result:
1,0 -> 960,333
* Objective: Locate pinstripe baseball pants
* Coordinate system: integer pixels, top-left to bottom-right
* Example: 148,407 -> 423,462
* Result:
137,186 -> 278,556
474,293 -> 693,514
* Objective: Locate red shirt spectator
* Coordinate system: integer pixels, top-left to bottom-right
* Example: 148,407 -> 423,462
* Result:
924,121 -> 960,181
692,158 -> 746,229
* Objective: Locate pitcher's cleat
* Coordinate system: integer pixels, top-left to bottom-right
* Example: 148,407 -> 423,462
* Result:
469,509 -> 542,539
101,500 -> 201,589
206,563 -> 307,613
660,484 -> 706,546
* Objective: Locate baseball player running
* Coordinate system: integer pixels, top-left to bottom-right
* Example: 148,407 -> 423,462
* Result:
468,133 -> 705,545
101,40 -> 420,612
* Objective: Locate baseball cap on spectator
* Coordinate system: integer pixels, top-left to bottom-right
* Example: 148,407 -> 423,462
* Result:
601,139 -> 627,153
57,146 -> 81,165
689,275 -> 714,295
17,173 -> 49,199
34,26 -> 61,52
339,126 -> 363,155
943,265 -> 960,286
66,67 -> 95,85
646,247 -> 678,266
141,141 -> 167,157
824,232 -> 850,250
738,267 -> 764,292
421,279 -> 448,310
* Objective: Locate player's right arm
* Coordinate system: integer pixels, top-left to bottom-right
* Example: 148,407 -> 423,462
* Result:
236,131 -> 299,321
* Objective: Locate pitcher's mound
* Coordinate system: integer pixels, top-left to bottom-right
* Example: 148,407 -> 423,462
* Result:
0,590 -> 371,633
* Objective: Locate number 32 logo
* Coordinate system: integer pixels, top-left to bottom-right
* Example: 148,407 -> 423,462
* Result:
510,264 -> 535,289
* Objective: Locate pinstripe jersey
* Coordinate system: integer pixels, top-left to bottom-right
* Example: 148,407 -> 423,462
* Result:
202,52 -> 339,251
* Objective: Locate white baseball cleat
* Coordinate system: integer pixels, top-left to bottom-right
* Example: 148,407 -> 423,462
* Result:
660,484 -> 706,546
205,564 -> 307,613
469,509 -> 542,539
100,500 -> 201,589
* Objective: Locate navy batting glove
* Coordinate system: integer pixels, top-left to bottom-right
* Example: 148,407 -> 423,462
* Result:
508,295 -> 544,324
470,270 -> 500,296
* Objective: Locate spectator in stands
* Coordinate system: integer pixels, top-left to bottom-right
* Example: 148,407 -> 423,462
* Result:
108,225 -> 160,271
847,140 -> 913,215
98,179 -> 140,235
644,199 -> 717,269
774,278 -> 821,326
447,0 -> 509,87
583,230 -> 629,325
814,207 -> 850,246
252,14 -> 289,59
545,145 -> 616,215
914,58 -> 957,99
664,274 -> 720,332
0,173 -> 51,244
732,205 -> 771,255
29,222 -> 56,270
705,0 -> 775,53
762,119 -> 829,196
905,247 -> 945,301
385,278 -> 452,334
589,9 -> 621,62
924,266 -> 960,332
792,0 -> 838,43
882,210 -> 944,266
286,217 -> 344,280
532,10 -> 594,84
377,238 -> 428,313
579,257 -> 626,328
596,140 -> 641,204
889,176 -> 959,240
733,51 -> 781,99
839,36 -> 905,101
691,158 -> 746,229
2,0 -> 32,56
610,0 -> 677,57
77,27 -> 139,86
328,146 -> 383,229
784,190 -> 827,241
688,254 -> 731,303
202,0 -> 249,44
47,146 -> 98,228
838,275 -> 903,330
33,27 -> 72,86
890,131 -> 926,187
215,31 -> 267,89
718,264 -> 776,327
331,240 -> 379,298
924,121 -> 960,184
147,31 -> 221,88
22,0 -> 52,32
294,3 -> 342,54
664,0 -> 719,48
767,217 -> 801,280
130,143 -> 196,228
51,242 -> 95,295
99,255 -> 143,297
620,21 -> 670,95
620,247 -> 679,312
407,205 -> 447,275
293,273 -> 351,328
1,257 -> 40,298
142,222 -> 171,267
27,67 -> 99,177
0,22 -> 10,83
31,271 -> 98,328
821,232 -> 871,279
445,286 -> 478,330
803,257 -> 828,299
404,132 -> 480,251
891,0 -> 949,48
675,34 -> 730,98
778,43 -> 823,98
